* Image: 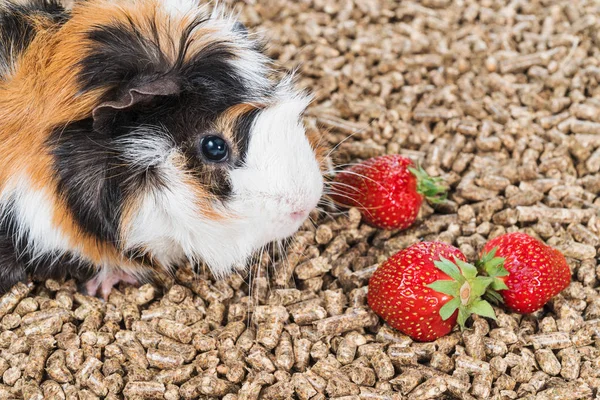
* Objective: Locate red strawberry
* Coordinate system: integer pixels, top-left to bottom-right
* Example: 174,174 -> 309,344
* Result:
479,232 -> 571,314
368,242 -> 497,342
330,155 -> 446,230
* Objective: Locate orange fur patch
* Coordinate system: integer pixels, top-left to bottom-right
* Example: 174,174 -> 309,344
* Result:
306,125 -> 330,171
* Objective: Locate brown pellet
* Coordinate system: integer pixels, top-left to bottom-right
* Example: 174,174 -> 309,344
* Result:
454,355 -> 490,375
0,283 -> 33,319
529,332 -> 573,350
46,350 -> 73,383
558,347 -> 581,380
146,348 -> 184,369
41,380 -> 65,400
256,320 -> 285,350
407,376 -> 447,400
155,364 -> 195,385
471,370 -> 492,399
24,335 -> 54,383
274,331 -> 294,371
292,373 -> 318,400
387,344 -> 418,366
390,369 -> 423,395
179,374 -> 236,398
370,350 -> 395,381
157,337 -> 196,363
261,380 -> 295,399
76,356 -> 103,384
314,309 -> 378,337
85,370 -> 108,397
156,319 -> 193,344
104,374 -> 124,395
293,338 -> 312,372
123,382 -> 165,399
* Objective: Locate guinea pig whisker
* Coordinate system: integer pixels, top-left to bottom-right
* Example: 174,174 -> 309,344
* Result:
283,236 -> 301,290
253,244 -> 267,308
324,170 -> 390,194
273,239 -> 289,286
315,207 -> 348,218
246,250 -> 257,316
321,188 -> 360,199
325,181 -> 362,193
321,191 -> 386,214
305,215 -> 318,231
321,128 -> 366,161
315,200 -> 344,214
326,162 -> 382,173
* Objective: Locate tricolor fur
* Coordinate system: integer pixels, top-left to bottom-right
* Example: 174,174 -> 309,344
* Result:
0,0 -> 324,295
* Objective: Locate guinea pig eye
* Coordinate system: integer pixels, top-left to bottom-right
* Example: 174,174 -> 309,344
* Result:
200,135 -> 229,162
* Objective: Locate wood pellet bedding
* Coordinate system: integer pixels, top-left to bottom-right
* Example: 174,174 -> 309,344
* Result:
1,0 -> 600,399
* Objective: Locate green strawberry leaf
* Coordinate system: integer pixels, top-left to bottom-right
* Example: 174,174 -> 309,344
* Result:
490,278 -> 509,291
468,299 -> 497,320
439,298 -> 460,321
454,258 -> 478,280
408,166 -> 447,204
477,248 -> 493,265
427,251 -> 504,332
484,289 -> 504,305
477,248 -> 496,267
485,261 -> 509,277
477,248 -> 508,278
469,277 -> 494,300
457,307 -> 469,329
434,258 -> 465,283
427,280 -> 460,296
485,257 -> 505,270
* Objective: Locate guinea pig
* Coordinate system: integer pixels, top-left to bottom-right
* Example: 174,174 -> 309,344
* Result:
0,0 -> 325,298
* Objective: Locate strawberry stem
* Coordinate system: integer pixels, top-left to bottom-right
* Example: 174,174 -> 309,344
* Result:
426,257 -> 497,330
408,166 -> 447,204
475,248 -> 510,304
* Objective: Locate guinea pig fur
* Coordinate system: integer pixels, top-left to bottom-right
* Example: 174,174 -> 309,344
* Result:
0,0 -> 325,298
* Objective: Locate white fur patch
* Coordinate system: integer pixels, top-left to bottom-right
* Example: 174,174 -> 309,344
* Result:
115,126 -> 174,169
227,91 -> 323,242
0,175 -> 73,261
160,0 -> 198,18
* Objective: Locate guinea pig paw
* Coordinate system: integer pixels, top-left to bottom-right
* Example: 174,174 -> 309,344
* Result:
85,271 -> 139,301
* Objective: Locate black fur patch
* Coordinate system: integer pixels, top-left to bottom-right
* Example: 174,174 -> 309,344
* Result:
79,20 -> 255,113
0,0 -> 68,79
0,201 -> 95,294
49,119 -> 129,244
78,22 -> 170,94
234,108 -> 261,165
0,236 -> 27,295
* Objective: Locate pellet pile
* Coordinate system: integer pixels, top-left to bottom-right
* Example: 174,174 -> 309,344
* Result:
1,0 -> 600,399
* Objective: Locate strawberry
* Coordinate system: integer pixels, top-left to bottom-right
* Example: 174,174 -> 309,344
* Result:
367,242 -> 497,342
479,232 -> 571,314
330,155 -> 446,230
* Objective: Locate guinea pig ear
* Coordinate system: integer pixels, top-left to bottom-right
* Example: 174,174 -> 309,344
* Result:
92,77 -> 180,132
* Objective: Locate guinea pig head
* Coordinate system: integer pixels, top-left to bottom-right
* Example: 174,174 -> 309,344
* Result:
52,0 -> 325,277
